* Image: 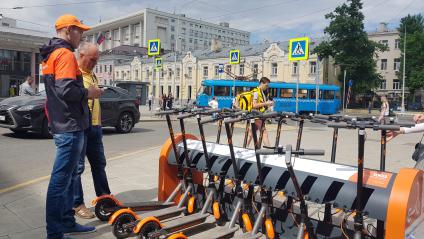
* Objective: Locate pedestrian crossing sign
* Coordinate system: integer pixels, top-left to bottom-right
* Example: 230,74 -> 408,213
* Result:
289,37 -> 309,61
155,58 -> 163,69
229,50 -> 240,64
148,39 -> 161,56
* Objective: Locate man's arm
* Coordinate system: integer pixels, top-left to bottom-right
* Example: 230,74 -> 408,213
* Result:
54,50 -> 88,102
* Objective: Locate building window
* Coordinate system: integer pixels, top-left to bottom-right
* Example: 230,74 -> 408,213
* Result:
309,61 -> 317,74
146,69 -> 150,79
109,65 -> 112,73
135,70 -> 139,79
239,64 -> 244,76
95,66 -> 98,73
253,64 -> 258,79
380,40 -> 388,47
271,63 -> 278,76
171,26 -> 175,31
381,59 -> 387,70
116,72 -> 119,78
292,62 -> 298,75
380,80 -> 386,89
395,39 -> 401,49
168,68 -> 172,78
393,79 -> 400,90
214,65 -> 219,76
394,58 -> 401,71
203,66 -> 208,78
188,67 -> 192,77
176,68 -> 180,77
105,65 -> 107,73
188,85 -> 192,99
100,65 -> 102,73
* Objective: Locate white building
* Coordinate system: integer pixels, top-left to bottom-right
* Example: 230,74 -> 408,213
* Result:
114,39 -> 339,101
0,17 -> 50,97
368,23 -> 403,98
84,8 -> 250,52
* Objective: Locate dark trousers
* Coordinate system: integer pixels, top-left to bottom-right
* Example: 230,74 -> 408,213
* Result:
46,131 -> 84,239
73,126 -> 111,207
148,100 -> 152,110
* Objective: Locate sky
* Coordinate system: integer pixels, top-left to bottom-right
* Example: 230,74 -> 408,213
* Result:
1,0 -> 423,43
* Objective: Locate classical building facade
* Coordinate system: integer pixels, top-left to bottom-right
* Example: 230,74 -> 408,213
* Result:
113,39 -> 339,101
368,23 -> 403,98
84,8 -> 250,52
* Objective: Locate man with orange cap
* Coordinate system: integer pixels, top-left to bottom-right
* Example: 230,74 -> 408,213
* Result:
40,14 -> 102,239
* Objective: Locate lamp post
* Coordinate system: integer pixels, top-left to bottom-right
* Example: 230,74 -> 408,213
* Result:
401,26 -> 406,113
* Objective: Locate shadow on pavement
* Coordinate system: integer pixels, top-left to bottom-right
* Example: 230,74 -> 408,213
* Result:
101,127 -> 154,135
1,132 -> 50,140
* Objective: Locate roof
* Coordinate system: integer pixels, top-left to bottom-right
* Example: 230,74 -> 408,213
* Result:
0,26 -> 51,39
100,45 -> 148,56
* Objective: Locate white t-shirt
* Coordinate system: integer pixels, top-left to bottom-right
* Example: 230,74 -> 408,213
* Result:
208,100 -> 218,109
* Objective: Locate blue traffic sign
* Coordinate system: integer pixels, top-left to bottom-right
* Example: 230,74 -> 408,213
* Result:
289,37 -> 309,61
229,50 -> 240,64
148,39 -> 161,56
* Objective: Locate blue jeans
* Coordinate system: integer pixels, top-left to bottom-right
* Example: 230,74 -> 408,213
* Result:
74,126 -> 111,207
46,131 -> 85,239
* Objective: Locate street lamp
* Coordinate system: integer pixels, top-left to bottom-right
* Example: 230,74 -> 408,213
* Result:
401,26 -> 406,113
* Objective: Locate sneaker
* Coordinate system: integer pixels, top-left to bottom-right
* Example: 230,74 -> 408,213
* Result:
73,204 -> 95,219
63,223 -> 96,235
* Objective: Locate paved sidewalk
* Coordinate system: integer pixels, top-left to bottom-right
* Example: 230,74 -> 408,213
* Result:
0,122 -> 419,238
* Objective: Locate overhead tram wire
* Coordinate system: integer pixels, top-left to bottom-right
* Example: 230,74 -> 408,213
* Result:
0,0 -> 120,10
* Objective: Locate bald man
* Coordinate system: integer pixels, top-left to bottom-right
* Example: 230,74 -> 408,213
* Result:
73,42 -> 111,219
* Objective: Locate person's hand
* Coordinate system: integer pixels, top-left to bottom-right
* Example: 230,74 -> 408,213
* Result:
87,85 -> 102,99
386,127 -> 405,142
267,100 -> 274,106
413,114 -> 424,123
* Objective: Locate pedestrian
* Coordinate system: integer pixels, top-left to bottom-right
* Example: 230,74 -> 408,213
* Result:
168,92 -> 174,109
378,95 -> 390,123
148,93 -> 153,111
368,99 -> 373,114
247,77 -> 274,147
208,96 -> 218,109
41,14 -> 101,239
162,94 -> 167,110
73,42 -> 111,219
19,76 -> 36,96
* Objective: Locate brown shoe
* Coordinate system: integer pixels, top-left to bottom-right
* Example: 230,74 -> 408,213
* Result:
74,204 -> 95,219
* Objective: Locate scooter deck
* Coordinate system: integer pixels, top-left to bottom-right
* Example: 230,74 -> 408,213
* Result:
148,213 -> 210,237
141,205 -> 186,220
189,225 -> 239,239
121,201 -> 174,211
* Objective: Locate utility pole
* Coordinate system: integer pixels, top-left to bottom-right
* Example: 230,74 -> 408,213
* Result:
401,25 -> 406,113
342,69 -> 346,114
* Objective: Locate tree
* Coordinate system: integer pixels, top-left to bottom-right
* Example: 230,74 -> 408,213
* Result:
312,0 -> 386,94
398,14 -> 424,93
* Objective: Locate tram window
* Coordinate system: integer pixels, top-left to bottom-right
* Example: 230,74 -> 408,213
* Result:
296,89 -> 308,99
321,90 -> 335,100
309,90 -> 317,99
280,89 -> 293,98
267,88 -> 279,100
214,86 -> 230,96
202,86 -> 212,95
234,86 -> 250,96
336,91 -> 341,99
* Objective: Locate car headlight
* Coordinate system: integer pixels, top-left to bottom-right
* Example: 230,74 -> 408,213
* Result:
16,105 -> 37,111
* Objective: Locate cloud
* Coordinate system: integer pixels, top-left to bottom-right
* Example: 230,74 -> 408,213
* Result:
1,0 -> 423,41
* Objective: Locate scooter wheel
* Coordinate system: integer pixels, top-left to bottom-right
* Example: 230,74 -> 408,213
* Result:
95,197 -> 117,221
264,218 -> 275,239
241,213 -> 253,232
138,221 -> 161,239
113,213 -> 136,239
184,196 -> 197,215
213,202 -> 227,226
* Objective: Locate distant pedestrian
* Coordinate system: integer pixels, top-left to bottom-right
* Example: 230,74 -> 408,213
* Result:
162,94 -> 167,110
168,93 -> 174,109
208,96 -> 218,109
19,76 -> 36,96
148,93 -> 153,111
378,95 -> 390,123
41,14 -> 101,239
73,42 -> 111,219
368,100 -> 373,114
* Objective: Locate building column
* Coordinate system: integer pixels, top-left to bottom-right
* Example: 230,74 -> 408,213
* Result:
140,21 -> 143,47
30,52 -> 36,78
118,27 -> 122,47
128,24 -> 133,45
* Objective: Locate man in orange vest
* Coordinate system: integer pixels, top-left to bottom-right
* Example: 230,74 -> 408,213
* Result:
41,14 -> 102,239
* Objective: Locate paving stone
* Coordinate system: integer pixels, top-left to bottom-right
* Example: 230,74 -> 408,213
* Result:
0,207 -> 31,236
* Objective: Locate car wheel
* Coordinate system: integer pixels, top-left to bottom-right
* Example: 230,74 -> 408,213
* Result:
115,112 -> 134,133
41,119 -> 53,138
10,129 -> 28,134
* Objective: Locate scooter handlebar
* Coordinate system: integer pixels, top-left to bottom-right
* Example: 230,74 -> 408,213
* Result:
375,125 -> 401,131
155,109 -> 187,116
327,122 -> 350,128
256,148 -> 325,156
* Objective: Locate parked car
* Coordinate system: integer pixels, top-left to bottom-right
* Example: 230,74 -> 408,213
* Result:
0,86 -> 140,138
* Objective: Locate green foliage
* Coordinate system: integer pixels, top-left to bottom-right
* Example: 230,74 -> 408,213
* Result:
312,0 -> 386,93
398,14 -> 424,93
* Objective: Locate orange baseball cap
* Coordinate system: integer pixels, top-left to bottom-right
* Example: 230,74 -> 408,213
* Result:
55,14 -> 90,31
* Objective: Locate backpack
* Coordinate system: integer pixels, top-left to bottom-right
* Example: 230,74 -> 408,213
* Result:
236,91 -> 254,111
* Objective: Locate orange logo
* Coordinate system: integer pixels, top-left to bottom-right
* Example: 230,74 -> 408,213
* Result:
348,170 -> 393,188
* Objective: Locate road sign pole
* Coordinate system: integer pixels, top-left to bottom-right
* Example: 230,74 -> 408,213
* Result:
315,59 -> 319,114
342,69 -> 346,114
296,72 -> 299,114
